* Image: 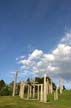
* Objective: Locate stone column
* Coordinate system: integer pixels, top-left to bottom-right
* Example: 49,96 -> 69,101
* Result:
54,88 -> 58,101
50,80 -> 53,94
48,81 -> 50,94
29,85 -> 31,98
27,85 -> 29,99
40,84 -> 43,102
46,79 -> 48,95
12,70 -> 18,96
56,88 -> 58,100
59,79 -> 62,94
37,84 -> 40,100
33,85 -> 35,99
12,80 -> 16,96
19,81 -> 24,99
43,74 -> 47,103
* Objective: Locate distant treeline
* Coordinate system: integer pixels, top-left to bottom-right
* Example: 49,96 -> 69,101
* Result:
0,76 -> 66,96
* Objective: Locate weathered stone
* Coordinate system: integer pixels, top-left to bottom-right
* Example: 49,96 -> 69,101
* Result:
43,74 -> 47,103
29,85 -> 31,98
19,81 -> 24,99
46,79 -> 48,95
40,84 -> 44,102
59,79 -> 62,94
37,84 -> 40,100
49,80 -> 53,94
27,85 -> 30,99
54,88 -> 58,101
33,85 -> 35,99
12,70 -> 18,96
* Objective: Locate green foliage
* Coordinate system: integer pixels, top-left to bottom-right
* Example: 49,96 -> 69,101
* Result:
52,82 -> 56,90
26,76 -> 57,93
0,80 -> 13,96
8,81 -> 20,95
0,80 -> 10,96
24,86 -> 28,94
16,83 -> 20,95
63,85 -> 66,91
35,76 -> 51,84
0,86 -> 10,96
0,80 -> 6,90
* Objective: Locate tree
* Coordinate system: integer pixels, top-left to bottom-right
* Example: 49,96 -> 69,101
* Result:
0,80 -> 6,90
8,81 -> 20,95
52,82 -> 56,90
27,76 -> 56,92
35,76 -> 51,84
63,85 -> 66,91
0,86 -> 10,96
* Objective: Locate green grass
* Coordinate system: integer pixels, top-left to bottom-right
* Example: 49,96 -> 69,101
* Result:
0,90 -> 71,108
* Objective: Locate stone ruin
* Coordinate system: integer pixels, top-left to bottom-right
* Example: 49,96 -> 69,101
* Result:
12,70 -> 63,103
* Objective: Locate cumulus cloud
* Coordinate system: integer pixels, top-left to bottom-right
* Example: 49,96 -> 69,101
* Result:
17,32 -> 71,81
29,49 -> 43,60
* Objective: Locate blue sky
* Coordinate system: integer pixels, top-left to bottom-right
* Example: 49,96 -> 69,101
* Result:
0,0 -> 71,88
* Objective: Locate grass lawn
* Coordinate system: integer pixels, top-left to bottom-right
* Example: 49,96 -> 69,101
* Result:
0,90 -> 71,108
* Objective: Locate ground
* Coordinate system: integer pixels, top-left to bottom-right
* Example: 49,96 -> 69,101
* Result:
0,90 -> 71,108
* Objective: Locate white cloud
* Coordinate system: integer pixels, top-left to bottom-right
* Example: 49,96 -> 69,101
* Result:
16,56 -> 25,61
10,71 -> 16,74
44,54 -> 55,61
29,49 -> 43,60
20,56 -> 25,59
18,32 -> 71,81
18,59 -> 31,65
61,32 -> 71,46
18,49 -> 43,67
